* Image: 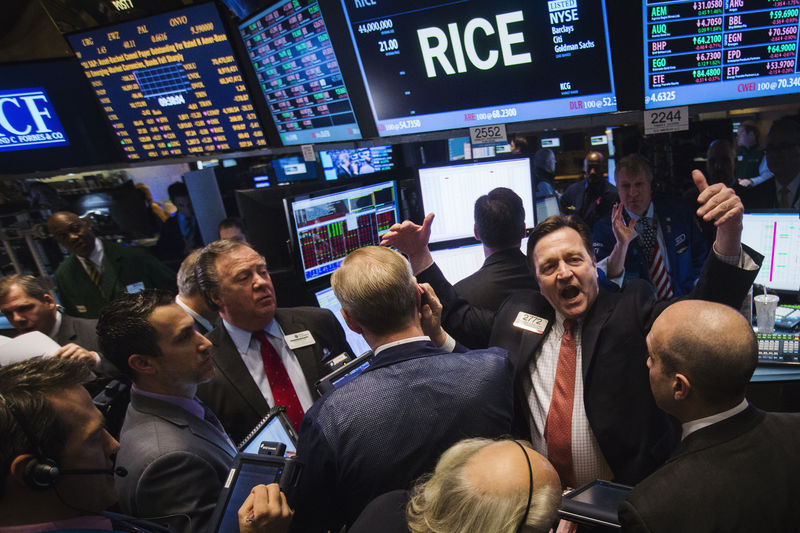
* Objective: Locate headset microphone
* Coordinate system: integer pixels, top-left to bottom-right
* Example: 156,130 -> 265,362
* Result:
59,466 -> 128,477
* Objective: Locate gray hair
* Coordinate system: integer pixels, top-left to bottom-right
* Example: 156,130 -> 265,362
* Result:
177,249 -> 203,298
195,239 -> 262,312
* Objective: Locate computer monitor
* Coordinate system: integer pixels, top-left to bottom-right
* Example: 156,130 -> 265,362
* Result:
273,156 -> 318,183
319,145 -> 394,180
418,157 -> 534,244
314,286 -> 371,357
535,195 -> 561,225
741,212 -> 800,292
288,180 -> 399,282
431,238 -> 529,284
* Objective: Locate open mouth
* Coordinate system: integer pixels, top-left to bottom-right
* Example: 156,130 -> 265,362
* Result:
560,286 -> 580,300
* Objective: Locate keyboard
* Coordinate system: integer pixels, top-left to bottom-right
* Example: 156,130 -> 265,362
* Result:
757,333 -> 800,365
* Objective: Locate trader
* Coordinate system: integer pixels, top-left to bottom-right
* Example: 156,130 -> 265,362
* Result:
560,151 -> 618,229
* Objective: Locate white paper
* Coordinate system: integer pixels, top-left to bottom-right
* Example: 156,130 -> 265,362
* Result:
0,331 -> 61,366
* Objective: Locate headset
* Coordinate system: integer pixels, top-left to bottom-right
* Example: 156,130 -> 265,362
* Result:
512,440 -> 534,533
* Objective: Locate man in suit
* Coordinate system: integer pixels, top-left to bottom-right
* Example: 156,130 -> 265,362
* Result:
47,211 -> 176,319
454,187 -> 536,312
618,300 -> 800,532
560,151 -> 618,229
382,170 -> 761,487
290,246 -> 515,533
175,249 -> 216,335
155,182 -> 204,269
593,154 -> 708,298
194,239 -> 351,444
741,117 -> 800,210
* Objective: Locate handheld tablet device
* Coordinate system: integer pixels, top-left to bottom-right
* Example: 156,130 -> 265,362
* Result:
560,479 -> 632,528
314,350 -> 374,395
237,406 -> 297,457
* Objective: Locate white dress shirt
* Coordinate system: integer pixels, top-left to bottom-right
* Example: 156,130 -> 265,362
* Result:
175,295 -> 213,333
76,237 -> 104,276
681,399 -> 749,441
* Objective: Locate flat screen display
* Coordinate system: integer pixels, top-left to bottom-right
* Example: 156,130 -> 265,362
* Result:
0,88 -> 69,153
431,238 -> 528,283
67,3 -> 267,161
240,415 -> 297,456
290,180 -> 399,281
314,286 -> 371,356
238,0 -> 362,145
741,212 -> 800,292
644,1 -> 800,109
273,155 -> 319,183
319,145 -> 393,180
339,0 -> 617,136
419,158 -> 534,244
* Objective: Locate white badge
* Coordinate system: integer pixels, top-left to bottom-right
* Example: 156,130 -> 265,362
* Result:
76,305 -> 87,314
126,282 -> 146,294
285,330 -> 316,350
512,312 -> 548,334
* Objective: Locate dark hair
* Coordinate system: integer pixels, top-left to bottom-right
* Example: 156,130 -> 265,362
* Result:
167,181 -> 189,203
615,153 -> 653,184
97,289 -> 175,376
195,240 -> 262,312
510,135 -> 529,153
738,120 -> 759,142
0,358 -> 93,497
0,275 -> 52,302
218,217 -> 245,233
527,215 -> 594,265
474,188 -> 526,250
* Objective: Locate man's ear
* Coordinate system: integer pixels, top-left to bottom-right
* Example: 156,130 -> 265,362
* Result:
340,309 -> 362,335
128,354 -> 157,376
473,224 -> 481,242
42,293 -> 57,310
673,373 -> 691,401
9,455 -> 36,487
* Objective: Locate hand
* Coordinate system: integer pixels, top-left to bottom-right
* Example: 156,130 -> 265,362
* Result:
738,178 -> 753,188
238,484 -> 293,533
52,343 -> 99,367
380,213 -> 435,274
418,283 -> 445,347
611,202 -> 636,247
693,170 -> 743,256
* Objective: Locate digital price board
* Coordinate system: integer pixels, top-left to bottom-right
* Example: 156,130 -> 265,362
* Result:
644,0 -> 800,109
239,0 -> 362,145
340,0 -> 617,136
67,3 -> 267,161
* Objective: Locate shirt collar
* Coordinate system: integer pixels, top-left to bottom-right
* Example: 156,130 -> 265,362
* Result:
48,310 -> 62,339
681,399 -> 749,440
374,335 -> 431,356
624,201 -> 653,222
553,311 -> 582,336
77,237 -> 104,270
222,318 -> 282,355
175,296 -> 213,333
132,384 -> 205,421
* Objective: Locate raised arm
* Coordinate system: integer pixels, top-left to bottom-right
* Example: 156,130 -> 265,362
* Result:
692,170 -> 743,257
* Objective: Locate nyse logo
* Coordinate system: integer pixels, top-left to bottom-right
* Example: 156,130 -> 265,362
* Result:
417,10 -> 532,78
0,88 -> 69,153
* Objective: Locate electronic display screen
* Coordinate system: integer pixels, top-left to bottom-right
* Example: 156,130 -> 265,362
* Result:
644,1 -> 800,109
315,286 -> 371,355
240,416 -> 297,456
431,238 -> 528,283
339,0 -> 616,136
215,458 -> 283,533
239,0 -> 362,145
67,3 -> 267,161
741,212 -> 800,292
419,158 -> 534,244
273,155 -> 319,183
319,145 -> 393,180
0,88 -> 69,153
290,181 -> 399,281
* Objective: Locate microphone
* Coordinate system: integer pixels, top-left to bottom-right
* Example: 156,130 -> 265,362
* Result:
58,466 -> 128,477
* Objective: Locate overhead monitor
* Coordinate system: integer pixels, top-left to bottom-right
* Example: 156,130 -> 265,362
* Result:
541,137 -> 561,148
273,156 -> 319,183
644,2 -> 800,108
741,212 -> 800,292
418,157 -> 534,244
339,0 -> 617,136
314,286 -> 371,356
67,3 -> 267,161
288,180 -> 399,282
238,0 -> 362,145
319,145 -> 394,180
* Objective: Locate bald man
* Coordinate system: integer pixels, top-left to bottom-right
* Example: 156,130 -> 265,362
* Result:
560,151 -> 618,229
47,212 -> 175,318
350,438 -> 562,533
618,300 -> 800,533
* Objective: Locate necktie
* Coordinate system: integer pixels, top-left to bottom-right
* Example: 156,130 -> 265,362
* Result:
545,319 -> 577,488
253,331 -> 304,431
84,260 -> 104,293
638,217 -> 673,301
779,186 -> 790,209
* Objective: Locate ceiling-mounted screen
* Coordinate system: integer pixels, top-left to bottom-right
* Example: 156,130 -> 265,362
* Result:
644,2 -> 800,109
339,0 -> 617,136
238,0 -> 362,145
319,145 -> 394,180
67,3 -> 267,161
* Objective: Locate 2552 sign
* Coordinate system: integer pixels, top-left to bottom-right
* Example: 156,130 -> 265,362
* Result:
0,88 -> 70,152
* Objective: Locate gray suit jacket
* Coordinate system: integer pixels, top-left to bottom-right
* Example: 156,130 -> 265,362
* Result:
54,313 -> 100,351
116,389 -> 237,533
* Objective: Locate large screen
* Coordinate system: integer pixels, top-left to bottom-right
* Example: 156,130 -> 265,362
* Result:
289,181 -> 399,281
741,212 -> 800,292
67,3 -> 267,161
419,158 -> 534,244
339,0 -> 617,136
238,0 -> 362,145
644,2 -> 800,109
319,145 -> 394,180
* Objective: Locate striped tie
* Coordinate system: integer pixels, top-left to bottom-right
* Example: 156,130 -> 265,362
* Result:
85,261 -> 103,293
639,217 -> 673,301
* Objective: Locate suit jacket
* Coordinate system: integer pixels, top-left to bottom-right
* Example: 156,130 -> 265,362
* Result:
418,247 -> 761,485
54,240 -> 176,319
54,313 -> 99,351
290,340 -> 515,533
741,178 -> 778,211
593,197 -> 708,297
349,490 -> 411,533
560,179 -> 619,229
453,248 -> 536,312
115,390 -> 237,533
618,406 -> 800,533
197,307 -> 352,444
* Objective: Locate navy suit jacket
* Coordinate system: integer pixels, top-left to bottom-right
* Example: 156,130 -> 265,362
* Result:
290,340 -> 515,533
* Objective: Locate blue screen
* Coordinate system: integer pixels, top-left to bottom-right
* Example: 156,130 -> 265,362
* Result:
240,416 -> 297,456
216,460 -> 283,533
274,155 -> 318,183
0,88 -> 69,152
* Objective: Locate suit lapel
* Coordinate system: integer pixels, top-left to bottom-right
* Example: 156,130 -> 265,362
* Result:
209,325 -> 270,415
56,315 -> 77,345
580,293 -> 614,378
275,310 -> 323,389
667,405 -> 763,463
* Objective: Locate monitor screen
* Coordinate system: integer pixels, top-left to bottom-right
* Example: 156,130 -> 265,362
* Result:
273,156 -> 318,183
238,0 -> 362,145
315,286 -> 371,356
535,195 -> 561,224
431,238 -> 528,284
319,145 -> 394,180
67,3 -> 268,161
644,2 -> 800,109
741,212 -> 800,292
214,458 -> 284,533
239,415 -> 297,456
339,0 -> 617,136
290,180 -> 399,281
418,158 -> 534,244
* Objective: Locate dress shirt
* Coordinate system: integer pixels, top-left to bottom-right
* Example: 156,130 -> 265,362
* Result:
524,312 -> 613,486
681,399 -> 749,440
222,318 -> 315,411
76,237 -> 104,276
374,335 -> 430,356
0,516 -> 113,532
175,296 -> 213,333
627,203 -> 672,277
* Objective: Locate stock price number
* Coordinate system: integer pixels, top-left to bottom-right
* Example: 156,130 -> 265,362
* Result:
358,19 -> 393,34
379,39 -> 399,53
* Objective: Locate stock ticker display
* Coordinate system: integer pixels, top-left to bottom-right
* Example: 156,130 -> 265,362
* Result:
340,0 -> 617,136
291,181 -> 398,281
645,0 -> 800,108
67,3 -> 267,161
239,0 -> 362,145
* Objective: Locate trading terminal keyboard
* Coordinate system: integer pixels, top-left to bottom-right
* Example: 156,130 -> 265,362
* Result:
757,333 -> 800,365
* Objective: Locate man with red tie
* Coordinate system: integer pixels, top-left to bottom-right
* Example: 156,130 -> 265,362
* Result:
194,239 -> 351,444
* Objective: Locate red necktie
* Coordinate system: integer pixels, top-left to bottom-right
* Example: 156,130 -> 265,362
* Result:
253,331 -> 304,431
545,319 -> 577,488
648,240 -> 674,301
